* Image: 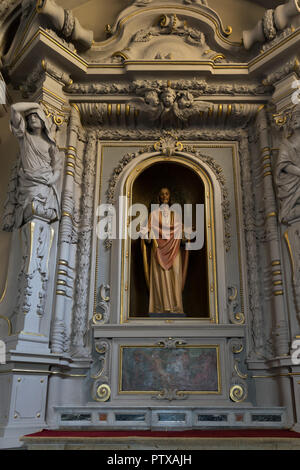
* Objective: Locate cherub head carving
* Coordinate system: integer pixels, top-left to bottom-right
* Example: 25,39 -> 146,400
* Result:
160,87 -> 176,108
177,91 -> 194,109
144,90 -> 160,107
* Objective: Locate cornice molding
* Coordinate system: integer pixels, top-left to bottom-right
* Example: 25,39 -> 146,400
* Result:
6,24 -> 300,86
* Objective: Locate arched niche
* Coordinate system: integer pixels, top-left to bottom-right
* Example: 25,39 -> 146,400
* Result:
130,161 -> 208,319
110,151 -> 227,325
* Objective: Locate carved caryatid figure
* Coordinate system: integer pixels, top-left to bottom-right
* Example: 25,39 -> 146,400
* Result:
275,104 -> 300,322
1,102 -> 61,231
141,188 -> 189,316
275,104 -> 300,224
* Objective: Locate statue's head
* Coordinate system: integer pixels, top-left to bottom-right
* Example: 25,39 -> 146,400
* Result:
177,91 -> 193,109
24,106 -> 55,143
144,90 -> 159,107
159,187 -> 171,205
160,88 -> 176,108
25,112 -> 44,132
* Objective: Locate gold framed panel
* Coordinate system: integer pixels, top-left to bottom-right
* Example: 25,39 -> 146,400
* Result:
118,344 -> 221,395
121,154 -> 217,323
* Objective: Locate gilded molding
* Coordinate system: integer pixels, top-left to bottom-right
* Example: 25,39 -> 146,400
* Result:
0,314 -> 12,336
0,279 -> 8,304
274,290 -> 284,296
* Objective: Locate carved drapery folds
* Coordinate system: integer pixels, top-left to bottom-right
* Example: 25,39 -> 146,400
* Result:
2,102 -> 62,231
13,220 -> 54,336
0,101 -> 62,340
274,105 -> 300,225
273,104 -> 300,325
284,226 -> 300,320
